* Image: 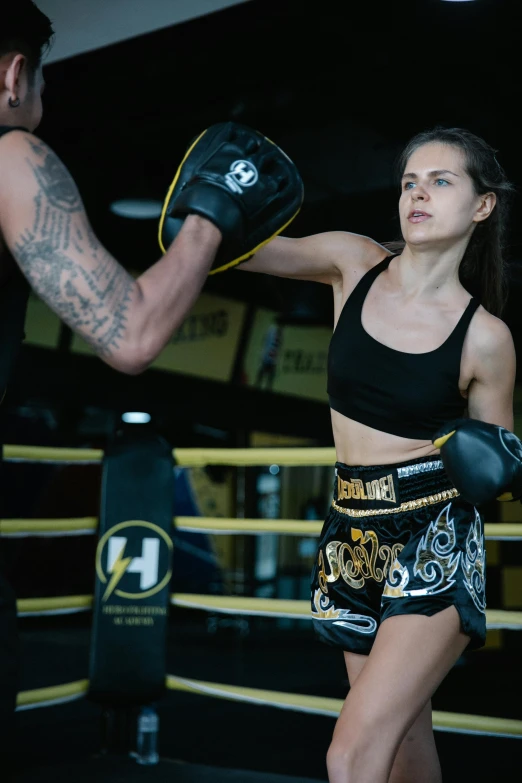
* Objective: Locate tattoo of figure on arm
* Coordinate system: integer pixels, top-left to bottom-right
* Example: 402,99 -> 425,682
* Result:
13,139 -> 136,358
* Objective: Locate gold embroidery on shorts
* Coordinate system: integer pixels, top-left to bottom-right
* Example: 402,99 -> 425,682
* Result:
317,528 -> 404,591
337,474 -> 396,504
332,488 -> 459,518
311,588 -> 345,620
311,588 -> 378,635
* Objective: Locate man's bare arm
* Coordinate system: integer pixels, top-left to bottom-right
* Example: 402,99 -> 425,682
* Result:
0,131 -> 221,374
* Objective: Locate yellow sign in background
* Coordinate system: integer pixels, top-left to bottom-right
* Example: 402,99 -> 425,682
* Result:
69,292 -> 247,383
242,307 -> 330,403
24,292 -> 61,349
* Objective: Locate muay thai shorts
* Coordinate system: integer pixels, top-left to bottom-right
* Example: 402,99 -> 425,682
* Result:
310,456 -> 486,653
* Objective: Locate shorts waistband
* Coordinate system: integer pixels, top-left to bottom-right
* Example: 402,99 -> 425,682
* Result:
333,457 -> 458,517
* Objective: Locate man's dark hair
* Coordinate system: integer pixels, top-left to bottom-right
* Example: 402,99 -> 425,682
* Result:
1,1 -> 54,74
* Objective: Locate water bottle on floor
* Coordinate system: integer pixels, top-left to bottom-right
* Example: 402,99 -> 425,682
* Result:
134,705 -> 159,765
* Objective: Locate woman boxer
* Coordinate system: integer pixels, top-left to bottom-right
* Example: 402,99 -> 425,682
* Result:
241,126 -> 515,782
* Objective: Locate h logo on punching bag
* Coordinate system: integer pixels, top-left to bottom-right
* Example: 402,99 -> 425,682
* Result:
105,536 -> 160,598
225,159 -> 259,193
95,520 -> 173,602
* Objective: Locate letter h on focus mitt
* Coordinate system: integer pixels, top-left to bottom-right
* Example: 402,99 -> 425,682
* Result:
433,418 -> 522,506
158,122 -> 304,275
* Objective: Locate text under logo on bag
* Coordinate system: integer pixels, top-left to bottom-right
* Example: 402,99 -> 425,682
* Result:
95,520 -> 173,602
225,159 -> 259,192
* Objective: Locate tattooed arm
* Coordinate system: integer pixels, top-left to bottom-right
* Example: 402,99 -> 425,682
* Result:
0,131 -> 221,374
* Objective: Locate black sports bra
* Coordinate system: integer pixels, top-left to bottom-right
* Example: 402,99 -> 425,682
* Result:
327,254 -> 480,439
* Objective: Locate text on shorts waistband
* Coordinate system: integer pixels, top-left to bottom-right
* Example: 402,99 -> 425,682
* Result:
334,460 -> 446,513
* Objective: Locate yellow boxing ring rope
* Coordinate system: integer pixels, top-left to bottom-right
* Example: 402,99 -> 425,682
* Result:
3,444 -> 337,465
14,676 -> 522,738
5,442 -> 522,740
14,594 -> 522,631
16,680 -> 90,711
1,517 -> 521,540
165,676 -> 522,739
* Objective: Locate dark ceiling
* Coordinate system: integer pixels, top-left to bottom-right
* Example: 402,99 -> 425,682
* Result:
37,0 -> 522,331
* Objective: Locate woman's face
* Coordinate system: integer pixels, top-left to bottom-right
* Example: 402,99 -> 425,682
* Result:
399,142 -> 494,250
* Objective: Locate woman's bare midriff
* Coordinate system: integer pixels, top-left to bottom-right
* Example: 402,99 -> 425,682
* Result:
331,408 -> 440,467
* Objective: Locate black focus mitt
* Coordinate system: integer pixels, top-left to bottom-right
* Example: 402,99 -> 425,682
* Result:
158,122 -> 304,274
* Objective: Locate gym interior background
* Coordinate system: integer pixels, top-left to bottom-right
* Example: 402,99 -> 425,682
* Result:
2,1 -> 521,780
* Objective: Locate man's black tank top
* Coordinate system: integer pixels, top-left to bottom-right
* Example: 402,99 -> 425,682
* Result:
0,126 -> 30,407
327,254 -> 480,440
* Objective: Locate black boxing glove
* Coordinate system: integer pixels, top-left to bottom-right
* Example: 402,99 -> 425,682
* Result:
433,418 -> 522,505
158,122 -> 304,274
